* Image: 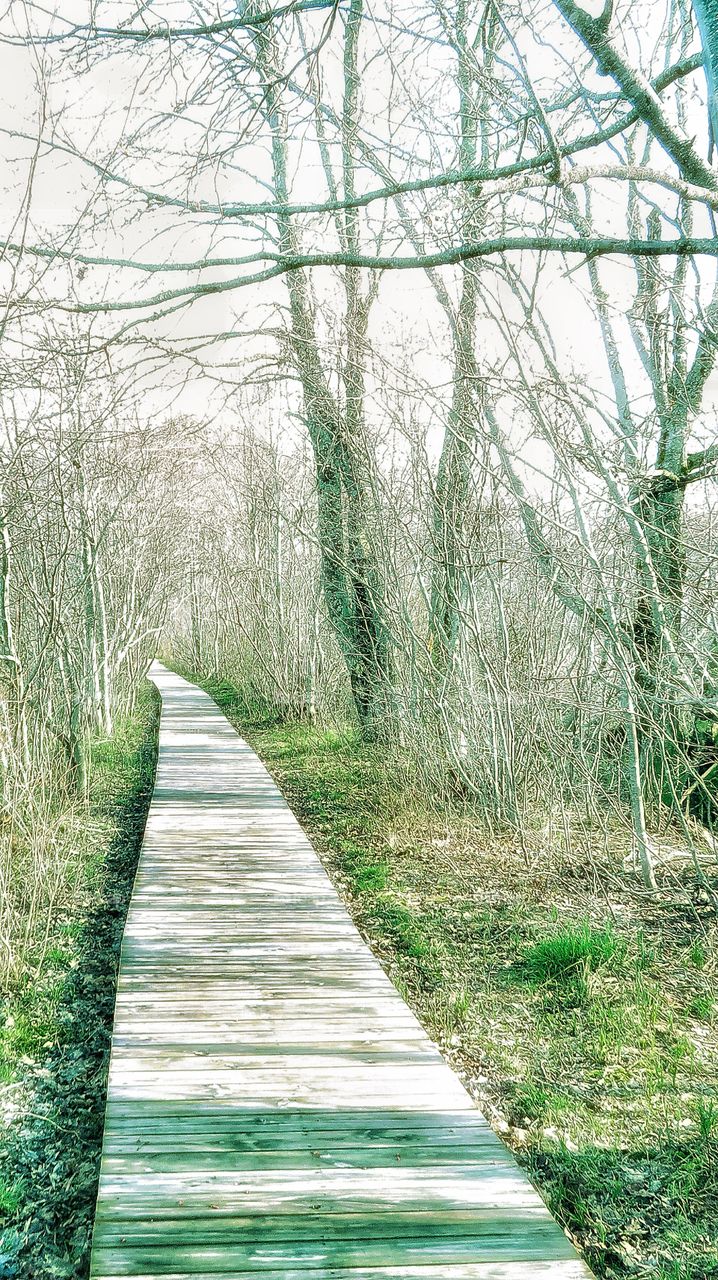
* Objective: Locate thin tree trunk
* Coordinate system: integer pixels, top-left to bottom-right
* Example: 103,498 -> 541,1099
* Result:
0,494 -> 29,775
429,0 -> 483,687
254,23 -> 394,737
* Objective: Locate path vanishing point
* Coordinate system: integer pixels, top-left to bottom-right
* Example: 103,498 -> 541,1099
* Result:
89,662 -> 594,1280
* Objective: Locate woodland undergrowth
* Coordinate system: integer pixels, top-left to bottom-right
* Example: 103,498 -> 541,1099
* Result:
196,672 -> 718,1280
0,682 -> 158,1280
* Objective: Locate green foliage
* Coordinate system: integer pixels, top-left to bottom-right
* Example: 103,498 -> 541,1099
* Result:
371,899 -> 428,959
635,929 -> 657,970
697,1100 -> 718,1142
690,993 -> 715,1022
0,1180 -> 22,1217
0,681 -> 159,1279
354,859 -> 388,892
507,1080 -> 576,1127
533,1131 -> 718,1278
518,923 -> 621,1000
423,987 -> 471,1040
0,985 -> 63,1068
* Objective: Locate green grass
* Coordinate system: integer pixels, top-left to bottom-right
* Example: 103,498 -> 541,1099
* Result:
0,984 -> 64,1064
507,1080 -> 577,1128
520,922 -> 622,982
532,1122 -> 718,1279
0,681 -> 159,1279
690,992 -> 715,1021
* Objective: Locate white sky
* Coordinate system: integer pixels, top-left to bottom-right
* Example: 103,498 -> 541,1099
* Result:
0,0 -> 715,484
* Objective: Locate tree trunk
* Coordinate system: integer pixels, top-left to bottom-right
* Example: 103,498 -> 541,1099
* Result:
429,264 -> 479,682
632,472 -> 686,679
255,24 -> 394,738
0,495 -> 29,775
693,0 -> 718,144
427,0 -> 499,773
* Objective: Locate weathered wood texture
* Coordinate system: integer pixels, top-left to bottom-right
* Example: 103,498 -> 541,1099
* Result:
89,663 -> 593,1280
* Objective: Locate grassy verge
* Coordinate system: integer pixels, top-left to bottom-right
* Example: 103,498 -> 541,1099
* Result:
197,674 -> 718,1280
0,682 -> 159,1279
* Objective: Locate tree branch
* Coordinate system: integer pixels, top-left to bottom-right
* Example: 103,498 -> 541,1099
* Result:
685,441 -> 718,481
0,54 -> 704,224
554,0 -> 717,188
0,0 -> 338,45
5,234 -> 717,318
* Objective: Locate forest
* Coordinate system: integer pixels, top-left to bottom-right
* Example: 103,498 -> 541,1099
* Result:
0,0 -> 717,1276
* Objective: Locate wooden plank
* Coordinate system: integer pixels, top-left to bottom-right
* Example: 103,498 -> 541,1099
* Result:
111,1023 -> 424,1039
91,1265 -> 591,1280
100,1106 -> 492,1135
102,1079 -> 474,1109
107,1049 -> 446,1071
88,664 -> 592,1280
91,1203 -> 572,1246
91,1221 -> 578,1275
110,1035 -> 435,1052
101,1150 -> 506,1176
92,1168 -> 538,1220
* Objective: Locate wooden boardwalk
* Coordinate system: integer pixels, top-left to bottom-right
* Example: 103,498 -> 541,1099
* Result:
90,663 -> 593,1280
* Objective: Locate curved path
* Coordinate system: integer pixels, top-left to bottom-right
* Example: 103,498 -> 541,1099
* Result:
90,663 -> 592,1280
